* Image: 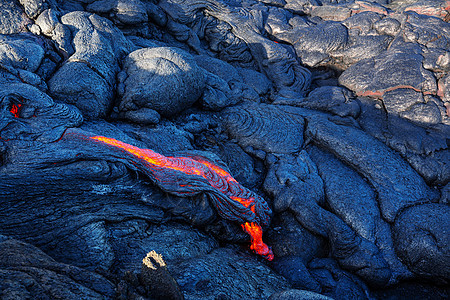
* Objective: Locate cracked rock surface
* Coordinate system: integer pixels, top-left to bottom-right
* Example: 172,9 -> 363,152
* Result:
0,0 -> 449,299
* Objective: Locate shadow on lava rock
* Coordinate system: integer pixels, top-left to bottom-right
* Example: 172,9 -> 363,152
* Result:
1,80 -> 449,299
1,0 -> 450,299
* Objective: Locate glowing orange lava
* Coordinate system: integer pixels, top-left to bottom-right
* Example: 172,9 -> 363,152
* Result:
242,222 -> 274,261
89,135 -> 273,260
10,103 -> 22,118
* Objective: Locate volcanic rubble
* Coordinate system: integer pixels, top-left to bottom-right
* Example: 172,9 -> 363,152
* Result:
0,0 -> 449,299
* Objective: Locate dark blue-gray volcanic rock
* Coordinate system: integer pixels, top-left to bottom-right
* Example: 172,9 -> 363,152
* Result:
266,212 -> 326,263
308,145 -> 411,283
372,281 -> 450,300
0,162 -> 164,271
159,0 -> 312,95
48,11 -> 132,119
222,103 -> 305,154
119,47 -> 206,117
267,212 -> 326,291
86,0 -> 148,25
339,41 -> 437,98
271,256 -> 322,292
263,151 -> 391,286
194,54 -> 263,110
35,8 -> 75,57
111,120 -> 194,154
215,141 -> 263,189
274,86 -> 360,118
1,0 -> 449,298
18,0 -> 48,19
393,203 -> 450,283
0,82 -> 83,142
356,96 -> 449,186
0,235 -> 115,299
122,107 -> 161,125
0,0 -> 31,34
309,258 -> 371,300
305,116 -> 440,222
170,247 -> 290,299
0,34 -> 44,72
278,21 -> 349,68
269,289 -> 334,300
108,221 -> 218,274
237,66 -> 273,96
201,71 -> 242,111
0,34 -> 49,90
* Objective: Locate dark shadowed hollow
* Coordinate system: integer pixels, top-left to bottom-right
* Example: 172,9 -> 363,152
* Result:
0,0 -> 449,299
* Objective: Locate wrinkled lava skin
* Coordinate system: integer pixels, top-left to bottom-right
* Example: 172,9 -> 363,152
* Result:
1,0 -> 450,298
67,131 -> 274,260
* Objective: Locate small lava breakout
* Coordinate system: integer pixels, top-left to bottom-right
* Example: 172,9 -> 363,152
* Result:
83,134 -> 274,260
10,103 -> 22,118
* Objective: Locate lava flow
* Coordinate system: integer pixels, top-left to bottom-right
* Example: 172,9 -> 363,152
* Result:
86,135 -> 274,260
10,103 -> 22,118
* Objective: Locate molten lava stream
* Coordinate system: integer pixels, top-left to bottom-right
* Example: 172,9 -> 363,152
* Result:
88,135 -> 273,260
242,222 -> 274,261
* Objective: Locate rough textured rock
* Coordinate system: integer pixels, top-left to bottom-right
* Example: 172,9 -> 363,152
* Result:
266,212 -> 325,263
278,21 -> 349,68
158,0 -> 312,95
372,281 -> 450,300
194,54 -> 261,110
308,258 -> 372,300
0,0 -> 449,299
222,103 -> 305,154
308,145 -> 411,283
139,251 -> 184,300
0,235 -> 115,299
170,248 -> 290,299
339,41 -> 437,98
305,115 -> 440,222
201,71 -> 241,111
0,34 -> 45,72
356,96 -> 450,185
35,9 -> 75,56
0,0 -> 31,34
48,11 -> 132,119
112,120 -> 194,154
109,221 -> 218,274
19,0 -> 48,19
263,151 -> 392,286
393,203 -> 450,283
0,82 -> 83,142
237,66 -> 272,96
274,86 -> 360,118
269,289 -> 334,300
87,0 -> 148,25
266,212 -> 326,291
119,47 -> 206,118
396,0 -> 450,21
214,141 -> 262,189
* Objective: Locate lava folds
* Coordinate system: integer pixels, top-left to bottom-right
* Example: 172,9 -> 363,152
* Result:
85,134 -> 273,260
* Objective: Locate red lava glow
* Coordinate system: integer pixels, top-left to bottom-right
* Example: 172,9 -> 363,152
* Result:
90,135 -> 273,260
242,222 -> 274,261
10,103 -> 22,118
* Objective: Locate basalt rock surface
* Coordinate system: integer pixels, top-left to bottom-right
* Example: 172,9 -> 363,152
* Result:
1,0 -> 449,299
118,46 -> 207,119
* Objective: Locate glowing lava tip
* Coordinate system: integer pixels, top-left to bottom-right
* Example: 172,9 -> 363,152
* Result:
87,134 -> 274,260
242,222 -> 274,261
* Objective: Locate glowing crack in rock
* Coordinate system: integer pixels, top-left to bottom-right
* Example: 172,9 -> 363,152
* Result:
85,134 -> 274,260
10,103 -> 22,118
